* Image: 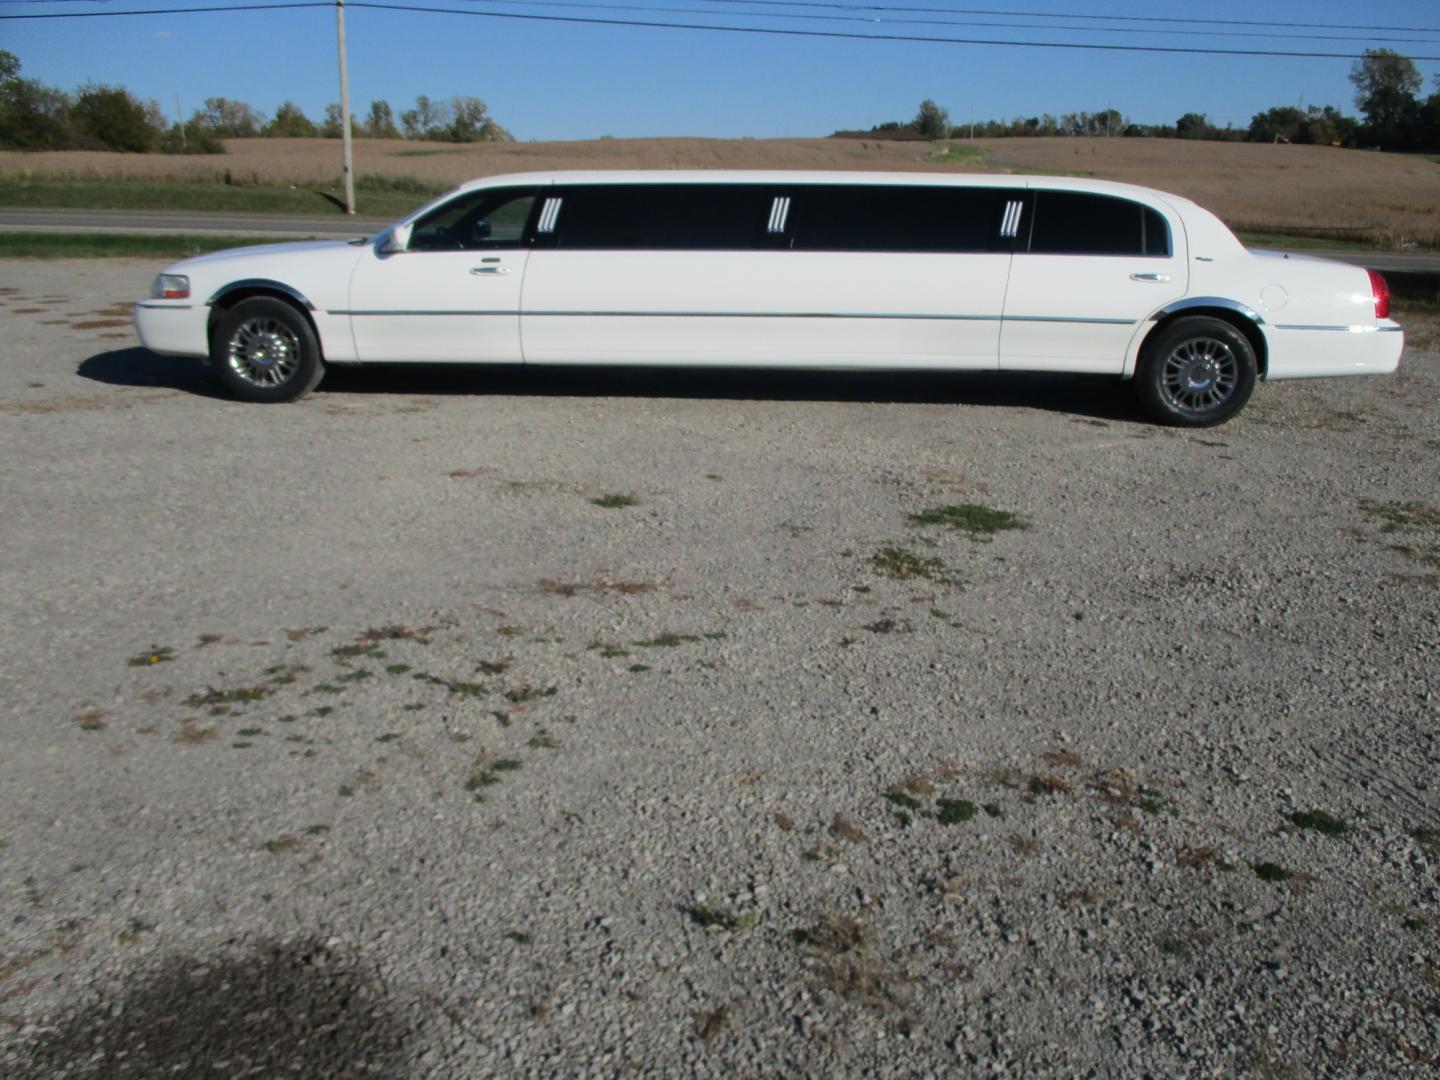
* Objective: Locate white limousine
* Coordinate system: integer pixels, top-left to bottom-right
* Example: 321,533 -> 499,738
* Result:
134,170 -> 1402,426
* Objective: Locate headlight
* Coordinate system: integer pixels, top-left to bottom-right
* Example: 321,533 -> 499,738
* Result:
150,274 -> 191,300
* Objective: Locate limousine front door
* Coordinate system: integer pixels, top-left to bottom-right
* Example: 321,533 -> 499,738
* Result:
1000,191 -> 1186,373
346,187 -> 535,363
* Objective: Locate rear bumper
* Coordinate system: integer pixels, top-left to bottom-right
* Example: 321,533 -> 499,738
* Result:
1264,321 -> 1403,380
133,301 -> 209,358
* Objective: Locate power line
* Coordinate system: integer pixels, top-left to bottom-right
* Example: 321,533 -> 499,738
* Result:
5,0 -> 1439,59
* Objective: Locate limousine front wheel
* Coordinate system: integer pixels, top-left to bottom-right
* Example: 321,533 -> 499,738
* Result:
1137,316 -> 1256,427
211,298 -> 325,403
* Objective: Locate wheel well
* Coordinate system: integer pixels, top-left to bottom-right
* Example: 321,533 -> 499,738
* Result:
207,287 -> 321,354
1141,308 -> 1268,378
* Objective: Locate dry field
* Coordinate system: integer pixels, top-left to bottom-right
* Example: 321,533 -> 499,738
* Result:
2,135 -> 1437,245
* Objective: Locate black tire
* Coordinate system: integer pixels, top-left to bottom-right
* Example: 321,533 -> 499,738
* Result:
210,297 -> 325,403
1135,316 -> 1257,427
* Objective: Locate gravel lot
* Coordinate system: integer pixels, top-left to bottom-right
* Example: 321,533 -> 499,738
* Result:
1,258 -> 1438,1076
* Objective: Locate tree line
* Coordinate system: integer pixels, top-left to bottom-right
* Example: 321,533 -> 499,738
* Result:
860,50 -> 1440,151
0,50 -> 511,153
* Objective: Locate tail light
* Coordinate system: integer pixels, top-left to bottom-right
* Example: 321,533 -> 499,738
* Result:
1367,269 -> 1390,320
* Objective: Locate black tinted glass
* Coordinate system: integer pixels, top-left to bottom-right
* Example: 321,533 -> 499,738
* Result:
410,188 -> 536,252
788,186 -> 1015,253
1028,192 -> 1171,256
554,185 -> 775,250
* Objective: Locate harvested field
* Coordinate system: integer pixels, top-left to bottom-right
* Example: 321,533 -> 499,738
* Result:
3,135 -> 1436,245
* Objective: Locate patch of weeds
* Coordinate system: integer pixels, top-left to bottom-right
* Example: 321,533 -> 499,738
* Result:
528,730 -> 560,749
591,492 -> 639,508
883,789 -> 923,811
261,835 -> 302,854
1160,937 -> 1192,958
829,814 -> 869,844
336,669 -> 373,684
384,663 -> 411,675
505,684 -> 557,704
864,617 -> 911,634
1008,835 -> 1040,857
1402,916 -> 1433,933
376,733 -> 399,744
185,685 -> 271,708
307,705 -> 335,718
491,711 -> 511,727
117,918 -> 152,946
589,640 -> 630,658
851,584 -> 871,593
496,625 -> 524,637
332,642 -> 384,661
128,646 -> 175,667
231,741 -> 253,749
303,824 -> 330,835
493,759 -> 522,772
869,547 -> 954,585
628,664 -> 651,673
1289,809 -> 1349,837
781,522 -> 814,538
774,810 -> 796,831
284,626 -> 328,641
311,683 -> 344,695
792,915 -> 909,1011
76,709 -> 106,731
1410,827 -> 1440,856
505,930 -> 532,944
1041,749 -> 1084,769
929,608 -> 951,619
1177,845 -> 1223,869
686,904 -> 757,932
195,633 -> 224,648
338,785 -> 355,797
174,719 -> 218,744
1358,499 -> 1440,533
265,663 -> 312,685
634,632 -> 702,648
476,659 -> 509,674
1252,861 -> 1294,883
801,844 -> 840,863
982,803 -> 1003,819
936,799 -> 977,825
235,727 -> 263,737
402,703 -> 426,712
908,503 -> 1024,539
362,624 -> 434,645
696,1004 -> 730,1045
1026,774 -> 1072,797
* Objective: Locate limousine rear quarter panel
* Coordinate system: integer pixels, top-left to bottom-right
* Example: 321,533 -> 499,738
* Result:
131,170 -> 1403,423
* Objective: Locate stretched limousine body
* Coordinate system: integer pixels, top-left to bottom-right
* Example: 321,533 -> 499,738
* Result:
134,170 -> 1402,425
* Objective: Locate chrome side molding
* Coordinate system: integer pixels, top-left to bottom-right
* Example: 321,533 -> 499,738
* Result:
207,279 -> 316,311
1154,296 -> 1264,325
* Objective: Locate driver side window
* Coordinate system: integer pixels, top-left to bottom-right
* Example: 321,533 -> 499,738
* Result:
408,188 -> 537,252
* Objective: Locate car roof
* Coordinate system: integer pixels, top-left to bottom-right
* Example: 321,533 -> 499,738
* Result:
450,170 -> 1190,207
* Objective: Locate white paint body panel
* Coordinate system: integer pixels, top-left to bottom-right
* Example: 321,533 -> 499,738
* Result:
519,250 -> 1007,369
347,248 -> 527,362
131,170 -> 1404,396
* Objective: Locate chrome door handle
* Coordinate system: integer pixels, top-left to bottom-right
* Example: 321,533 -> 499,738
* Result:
470,265 -> 511,275
1130,272 -> 1171,283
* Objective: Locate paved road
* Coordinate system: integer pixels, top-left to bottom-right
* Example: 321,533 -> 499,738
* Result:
2,208 -> 1439,276
0,207 -> 391,239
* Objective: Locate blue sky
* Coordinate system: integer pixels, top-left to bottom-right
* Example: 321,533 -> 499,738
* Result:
5,0 -> 1439,139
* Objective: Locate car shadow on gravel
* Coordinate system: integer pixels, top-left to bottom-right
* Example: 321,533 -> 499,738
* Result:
77,347 -> 228,400
13,938 -> 411,1079
80,348 -> 1148,423
318,364 -> 1147,422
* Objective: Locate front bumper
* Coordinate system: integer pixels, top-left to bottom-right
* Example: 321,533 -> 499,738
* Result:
133,301 -> 209,358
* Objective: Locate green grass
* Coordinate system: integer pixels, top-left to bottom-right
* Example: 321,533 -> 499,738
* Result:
1288,809 -> 1349,837
909,503 -> 1024,537
869,546 -> 954,584
0,232 -> 312,259
1235,230 -> 1402,252
591,492 -> 640,508
926,143 -> 989,165
0,177 -> 424,218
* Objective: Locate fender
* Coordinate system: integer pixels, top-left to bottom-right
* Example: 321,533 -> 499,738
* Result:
1151,296 -> 1265,326
207,279 -> 317,311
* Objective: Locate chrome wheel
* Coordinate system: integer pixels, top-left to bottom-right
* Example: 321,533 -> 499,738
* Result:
225,316 -> 301,388
1160,336 -> 1238,415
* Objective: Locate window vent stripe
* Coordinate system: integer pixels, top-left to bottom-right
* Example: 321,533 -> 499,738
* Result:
537,197 -> 563,233
767,196 -> 791,234
999,200 -> 1022,238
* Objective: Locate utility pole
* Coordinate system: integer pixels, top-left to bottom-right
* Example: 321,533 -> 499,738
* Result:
336,0 -> 355,214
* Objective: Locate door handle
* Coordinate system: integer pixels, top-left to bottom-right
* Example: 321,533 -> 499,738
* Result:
1130,272 -> 1171,283
470,265 -> 511,275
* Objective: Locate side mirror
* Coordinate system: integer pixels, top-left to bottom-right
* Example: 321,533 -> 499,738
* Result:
380,222 -> 412,254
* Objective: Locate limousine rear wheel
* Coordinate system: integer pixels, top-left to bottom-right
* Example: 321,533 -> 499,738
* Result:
211,297 -> 325,403
1137,316 -> 1256,427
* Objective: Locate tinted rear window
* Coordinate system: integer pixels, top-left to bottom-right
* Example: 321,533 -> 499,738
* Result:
788,186 -> 1015,253
1027,192 -> 1170,256
551,185 -> 776,250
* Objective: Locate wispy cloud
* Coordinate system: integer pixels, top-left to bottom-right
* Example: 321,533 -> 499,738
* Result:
152,30 -> 172,40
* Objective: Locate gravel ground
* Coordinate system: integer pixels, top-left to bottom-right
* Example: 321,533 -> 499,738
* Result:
1,259 -> 1438,1077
